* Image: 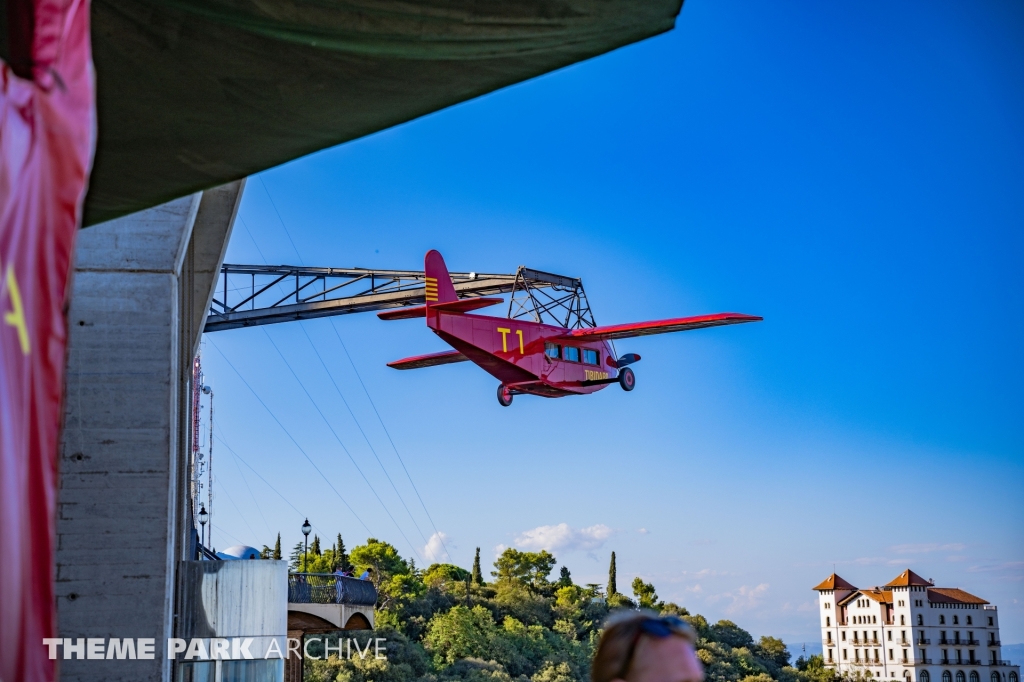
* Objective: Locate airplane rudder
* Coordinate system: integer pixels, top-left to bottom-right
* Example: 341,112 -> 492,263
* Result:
424,249 -> 457,303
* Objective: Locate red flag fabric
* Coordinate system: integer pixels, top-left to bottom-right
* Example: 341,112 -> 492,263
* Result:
0,0 -> 95,679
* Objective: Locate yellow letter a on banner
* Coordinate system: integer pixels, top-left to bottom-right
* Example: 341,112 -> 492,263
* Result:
4,265 -> 31,355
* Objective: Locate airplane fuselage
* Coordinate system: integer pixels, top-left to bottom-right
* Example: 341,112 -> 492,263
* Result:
428,308 -> 617,397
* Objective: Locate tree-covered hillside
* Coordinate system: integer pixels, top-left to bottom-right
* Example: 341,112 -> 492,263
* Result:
295,537 -> 842,682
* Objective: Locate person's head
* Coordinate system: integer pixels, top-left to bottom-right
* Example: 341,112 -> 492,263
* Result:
592,611 -> 703,682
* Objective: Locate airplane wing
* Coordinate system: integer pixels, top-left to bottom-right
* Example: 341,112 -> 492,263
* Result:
387,350 -> 469,370
562,313 -> 762,342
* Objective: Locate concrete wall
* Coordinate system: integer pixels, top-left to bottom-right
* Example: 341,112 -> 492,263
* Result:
57,182 -> 243,681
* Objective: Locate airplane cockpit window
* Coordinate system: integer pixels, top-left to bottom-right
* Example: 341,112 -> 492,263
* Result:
582,349 -> 599,365
545,343 -> 560,359
564,346 -> 580,362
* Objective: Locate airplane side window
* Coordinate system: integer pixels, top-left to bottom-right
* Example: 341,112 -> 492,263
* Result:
564,347 -> 580,362
545,343 -> 560,359
582,348 -> 599,365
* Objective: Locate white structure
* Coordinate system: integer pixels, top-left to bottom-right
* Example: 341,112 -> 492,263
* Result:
814,569 -> 1019,682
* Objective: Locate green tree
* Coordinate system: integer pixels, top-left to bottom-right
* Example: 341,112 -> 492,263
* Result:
423,563 -> 472,590
424,605 -> 498,665
273,533 -> 281,561
711,620 -> 755,649
607,552 -> 617,596
631,577 -> 660,609
351,538 -> 415,610
472,547 -> 484,585
311,534 -> 321,556
557,566 -> 572,588
492,548 -> 556,588
289,541 -> 305,571
755,636 -> 791,669
335,533 -> 352,573
260,544 -> 273,560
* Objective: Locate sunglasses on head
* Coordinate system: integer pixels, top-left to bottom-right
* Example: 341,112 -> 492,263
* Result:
617,616 -> 695,679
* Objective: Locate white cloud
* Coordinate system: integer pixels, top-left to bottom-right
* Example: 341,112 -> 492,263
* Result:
890,543 -> 966,555
637,528 -> 649,535
707,583 -> 770,615
494,544 -> 508,557
423,532 -> 451,563
514,523 -> 613,552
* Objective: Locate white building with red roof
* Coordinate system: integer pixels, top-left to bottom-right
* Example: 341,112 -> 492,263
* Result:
813,569 -> 1018,682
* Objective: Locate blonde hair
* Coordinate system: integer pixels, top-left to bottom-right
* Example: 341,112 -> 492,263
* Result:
591,610 -> 696,682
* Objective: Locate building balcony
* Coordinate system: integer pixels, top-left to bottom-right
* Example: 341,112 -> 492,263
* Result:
288,573 -> 377,606
940,639 -> 950,645
988,641 -> 1001,647
898,640 -> 912,646
915,659 -> 934,665
965,639 -> 979,645
917,639 -> 931,645
990,661 -> 1011,667
287,573 -> 377,633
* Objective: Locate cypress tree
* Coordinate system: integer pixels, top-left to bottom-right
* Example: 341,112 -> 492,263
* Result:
273,533 -> 282,560
472,547 -> 483,585
607,551 -> 617,596
558,566 -> 572,587
336,533 -> 352,573
311,535 -> 321,556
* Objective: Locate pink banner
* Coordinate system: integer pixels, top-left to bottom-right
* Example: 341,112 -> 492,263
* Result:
0,0 -> 95,679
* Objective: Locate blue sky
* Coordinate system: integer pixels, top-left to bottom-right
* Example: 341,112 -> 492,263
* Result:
199,0 -> 1023,647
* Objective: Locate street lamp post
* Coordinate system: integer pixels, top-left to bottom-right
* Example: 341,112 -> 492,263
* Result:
198,505 -> 209,551
301,518 -> 311,572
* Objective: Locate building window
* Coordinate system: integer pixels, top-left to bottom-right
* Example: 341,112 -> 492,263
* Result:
888,632 -> 893,641
988,618 -> 993,626
828,632 -> 833,643
582,348 -> 599,365
874,650 -> 880,662
958,672 -> 966,682
889,649 -> 894,660
842,632 -> 846,641
544,343 -> 560,359
827,617 -> 831,627
903,650 -> 908,663
954,616 -> 959,625
855,650 -> 861,662
901,615 -> 906,625
828,650 -> 833,662
941,616 -> 946,625
918,615 -> 924,626
991,674 -> 1000,682
843,650 -> 848,660
921,672 -> 930,682
971,673 -> 980,682
967,616 -> 972,625
874,616 -> 878,623
564,346 -> 580,362
1009,673 -> 1017,682
943,673 -> 952,682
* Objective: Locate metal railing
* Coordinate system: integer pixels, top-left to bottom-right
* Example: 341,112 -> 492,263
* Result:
988,640 -> 1001,647
917,639 -> 931,645
287,573 -> 377,606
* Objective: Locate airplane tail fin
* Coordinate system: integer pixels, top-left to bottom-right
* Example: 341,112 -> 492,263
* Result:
424,250 -> 458,304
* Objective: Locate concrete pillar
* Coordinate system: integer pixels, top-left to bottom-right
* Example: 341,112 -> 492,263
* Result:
57,181 -> 243,681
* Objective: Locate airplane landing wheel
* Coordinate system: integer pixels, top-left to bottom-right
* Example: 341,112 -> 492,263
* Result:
618,367 -> 636,392
497,384 -> 513,407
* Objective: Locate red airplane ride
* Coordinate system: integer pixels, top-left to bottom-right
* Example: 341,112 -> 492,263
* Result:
379,250 -> 761,406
